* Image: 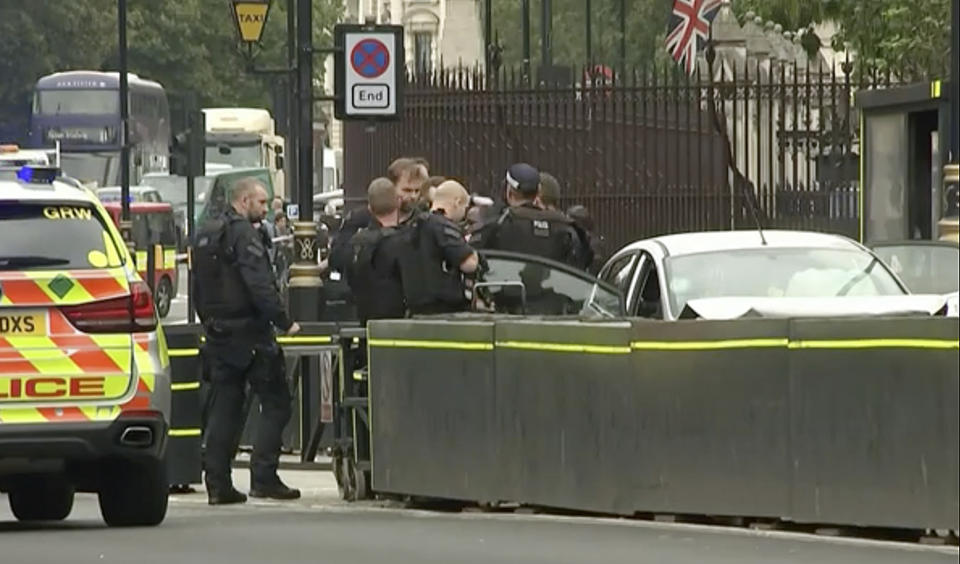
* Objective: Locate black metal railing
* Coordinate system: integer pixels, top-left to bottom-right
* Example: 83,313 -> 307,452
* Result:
344,60 -> 907,253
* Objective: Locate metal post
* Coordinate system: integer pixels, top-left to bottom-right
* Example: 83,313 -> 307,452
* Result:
950,0 -> 958,162
291,0 -> 322,454
585,0 -> 592,64
286,0 -> 299,198
618,0 -> 626,69
484,0 -> 492,73
940,0 -> 960,240
521,0 -> 531,82
118,0 -> 132,245
541,0 -> 553,70
186,92 -> 197,324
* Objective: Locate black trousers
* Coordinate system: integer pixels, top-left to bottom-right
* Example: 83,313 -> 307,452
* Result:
202,340 -> 291,493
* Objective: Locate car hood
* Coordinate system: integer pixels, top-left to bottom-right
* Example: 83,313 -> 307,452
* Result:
677,295 -> 953,320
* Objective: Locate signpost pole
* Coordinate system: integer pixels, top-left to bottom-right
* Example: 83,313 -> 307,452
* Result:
118,0 -> 132,247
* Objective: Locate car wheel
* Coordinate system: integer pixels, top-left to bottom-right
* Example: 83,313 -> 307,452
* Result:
98,458 -> 169,527
155,277 -> 173,318
8,475 -> 75,521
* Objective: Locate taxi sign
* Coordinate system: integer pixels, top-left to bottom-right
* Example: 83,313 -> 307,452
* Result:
231,0 -> 270,43
334,24 -> 404,121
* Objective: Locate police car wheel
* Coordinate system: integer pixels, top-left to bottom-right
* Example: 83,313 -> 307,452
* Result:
155,277 -> 173,318
8,475 -> 74,522
98,458 -> 169,527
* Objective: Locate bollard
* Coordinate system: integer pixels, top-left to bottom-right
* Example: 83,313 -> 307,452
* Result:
145,243 -> 156,294
164,324 -> 204,491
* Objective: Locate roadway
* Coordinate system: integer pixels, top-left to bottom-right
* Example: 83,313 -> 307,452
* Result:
1,471 -> 956,564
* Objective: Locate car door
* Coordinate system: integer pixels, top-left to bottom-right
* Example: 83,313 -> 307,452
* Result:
630,251 -> 665,319
477,250 -> 619,316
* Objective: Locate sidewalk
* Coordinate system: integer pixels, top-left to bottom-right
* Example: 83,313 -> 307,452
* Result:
170,454 -> 342,507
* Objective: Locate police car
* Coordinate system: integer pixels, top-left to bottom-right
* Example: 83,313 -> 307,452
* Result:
0,166 -> 170,526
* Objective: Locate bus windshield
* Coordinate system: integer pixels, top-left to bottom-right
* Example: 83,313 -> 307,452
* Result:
60,152 -> 122,188
35,89 -> 119,115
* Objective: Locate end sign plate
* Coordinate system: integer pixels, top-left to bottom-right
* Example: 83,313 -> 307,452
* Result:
334,24 -> 405,121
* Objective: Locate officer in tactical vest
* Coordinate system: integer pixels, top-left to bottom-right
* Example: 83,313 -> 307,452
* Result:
346,177 -> 407,323
470,163 -> 583,268
402,180 -> 479,314
192,177 -> 302,506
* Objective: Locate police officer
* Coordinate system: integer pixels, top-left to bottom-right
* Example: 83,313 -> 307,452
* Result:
470,163 -> 583,268
329,158 -> 429,280
193,177 -> 302,505
402,180 -> 479,314
346,177 -> 407,323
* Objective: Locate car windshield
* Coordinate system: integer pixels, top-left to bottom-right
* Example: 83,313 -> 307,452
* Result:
872,244 -> 960,294
0,203 -> 124,270
60,152 -> 121,188
663,247 -> 906,313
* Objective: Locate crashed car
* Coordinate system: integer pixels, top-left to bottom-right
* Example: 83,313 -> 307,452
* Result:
585,230 -> 953,320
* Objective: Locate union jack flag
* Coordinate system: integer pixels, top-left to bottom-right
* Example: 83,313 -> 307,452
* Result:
664,0 -> 723,75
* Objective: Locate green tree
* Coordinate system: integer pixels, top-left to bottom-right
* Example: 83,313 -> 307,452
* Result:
730,0 -> 950,78
0,0 -> 342,142
489,0 -> 671,73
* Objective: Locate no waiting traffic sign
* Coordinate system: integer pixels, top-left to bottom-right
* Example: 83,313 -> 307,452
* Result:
351,39 -> 390,79
334,24 -> 404,121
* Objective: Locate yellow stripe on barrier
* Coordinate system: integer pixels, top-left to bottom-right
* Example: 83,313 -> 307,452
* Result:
277,335 -> 334,345
631,338 -> 789,351
368,338 -> 494,351
789,338 -> 959,350
931,79 -> 942,98
496,341 -> 631,354
169,428 -> 202,437
171,382 -> 201,391
168,348 -> 200,357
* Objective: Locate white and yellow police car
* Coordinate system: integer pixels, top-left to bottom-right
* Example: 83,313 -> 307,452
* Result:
0,166 -> 171,526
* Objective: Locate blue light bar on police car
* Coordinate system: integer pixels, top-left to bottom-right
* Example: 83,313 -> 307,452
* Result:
17,165 -> 60,184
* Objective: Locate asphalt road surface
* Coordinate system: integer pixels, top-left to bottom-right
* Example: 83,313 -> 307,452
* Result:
1,490 -> 956,564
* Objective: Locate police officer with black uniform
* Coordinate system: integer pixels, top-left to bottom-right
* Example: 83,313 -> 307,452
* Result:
346,177 -> 407,323
470,163 -> 583,267
402,180 -> 479,314
193,177 -> 301,505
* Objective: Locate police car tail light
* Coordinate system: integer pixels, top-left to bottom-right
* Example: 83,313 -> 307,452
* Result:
61,281 -> 157,333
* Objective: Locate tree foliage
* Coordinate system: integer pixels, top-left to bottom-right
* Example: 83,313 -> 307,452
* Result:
731,0 -> 951,78
487,0 -> 951,79
0,0 -> 342,142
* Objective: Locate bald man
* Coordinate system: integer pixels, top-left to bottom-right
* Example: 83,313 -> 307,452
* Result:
398,179 -> 478,315
193,176 -> 301,506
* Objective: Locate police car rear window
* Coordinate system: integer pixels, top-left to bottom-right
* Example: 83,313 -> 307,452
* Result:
0,203 -> 124,270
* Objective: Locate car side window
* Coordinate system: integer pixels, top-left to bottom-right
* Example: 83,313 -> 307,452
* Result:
481,256 -> 607,315
634,252 -> 663,319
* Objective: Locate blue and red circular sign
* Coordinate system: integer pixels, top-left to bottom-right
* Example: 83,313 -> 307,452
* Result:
350,39 -> 390,79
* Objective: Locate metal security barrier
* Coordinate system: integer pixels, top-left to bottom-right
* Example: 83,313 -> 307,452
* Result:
365,316 -> 960,531
164,324 -> 203,489
163,322 -> 355,488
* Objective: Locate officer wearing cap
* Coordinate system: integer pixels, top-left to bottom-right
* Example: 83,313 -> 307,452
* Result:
470,163 -> 582,267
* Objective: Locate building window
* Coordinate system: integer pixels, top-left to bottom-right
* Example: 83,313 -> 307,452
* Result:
414,32 -> 432,75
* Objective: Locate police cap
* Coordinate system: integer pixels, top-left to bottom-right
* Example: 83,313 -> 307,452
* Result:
505,163 -> 541,195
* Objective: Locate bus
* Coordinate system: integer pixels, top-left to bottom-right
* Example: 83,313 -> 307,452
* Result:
29,70 -> 171,188
202,107 -> 286,198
